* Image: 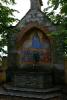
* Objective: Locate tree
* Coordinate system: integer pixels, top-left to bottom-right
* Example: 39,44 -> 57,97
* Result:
44,0 -> 67,56
0,0 -> 16,58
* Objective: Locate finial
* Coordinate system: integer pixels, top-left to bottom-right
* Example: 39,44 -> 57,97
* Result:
30,0 -> 43,10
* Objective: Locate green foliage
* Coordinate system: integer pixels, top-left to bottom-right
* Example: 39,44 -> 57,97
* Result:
48,0 -> 67,15
0,0 -> 15,4
44,0 -> 67,56
0,0 -> 16,57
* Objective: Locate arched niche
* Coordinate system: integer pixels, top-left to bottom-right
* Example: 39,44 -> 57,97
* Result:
17,28 -> 51,66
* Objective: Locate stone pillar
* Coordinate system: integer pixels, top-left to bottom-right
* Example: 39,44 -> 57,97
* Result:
30,0 -> 43,10
64,57 -> 67,84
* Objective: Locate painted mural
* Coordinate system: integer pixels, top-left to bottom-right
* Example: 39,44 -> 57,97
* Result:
18,30 -> 51,65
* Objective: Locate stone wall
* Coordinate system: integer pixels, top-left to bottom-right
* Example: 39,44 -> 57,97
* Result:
17,9 -> 56,32
64,57 -> 67,84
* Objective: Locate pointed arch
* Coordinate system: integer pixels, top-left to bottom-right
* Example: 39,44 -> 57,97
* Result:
16,22 -> 53,65
16,22 -> 52,48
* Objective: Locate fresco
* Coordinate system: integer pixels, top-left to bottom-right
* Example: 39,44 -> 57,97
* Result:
19,31 -> 50,64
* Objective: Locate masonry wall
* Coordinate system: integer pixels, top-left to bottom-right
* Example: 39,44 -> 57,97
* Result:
64,57 -> 67,84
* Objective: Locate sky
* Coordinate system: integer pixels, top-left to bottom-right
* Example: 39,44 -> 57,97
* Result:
12,0 -> 49,20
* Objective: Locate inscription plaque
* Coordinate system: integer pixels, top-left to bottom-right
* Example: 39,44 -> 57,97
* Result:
14,72 -> 52,88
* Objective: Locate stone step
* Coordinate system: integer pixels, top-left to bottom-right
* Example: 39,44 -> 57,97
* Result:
3,85 -> 61,99
2,85 -> 61,99
0,91 -> 61,100
4,85 -> 61,94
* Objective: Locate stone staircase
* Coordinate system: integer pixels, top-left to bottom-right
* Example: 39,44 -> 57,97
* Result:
3,85 -> 62,100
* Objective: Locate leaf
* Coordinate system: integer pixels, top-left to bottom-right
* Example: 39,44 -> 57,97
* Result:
0,0 -> 17,55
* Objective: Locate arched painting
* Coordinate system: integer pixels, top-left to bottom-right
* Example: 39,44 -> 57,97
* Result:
18,29 -> 51,65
